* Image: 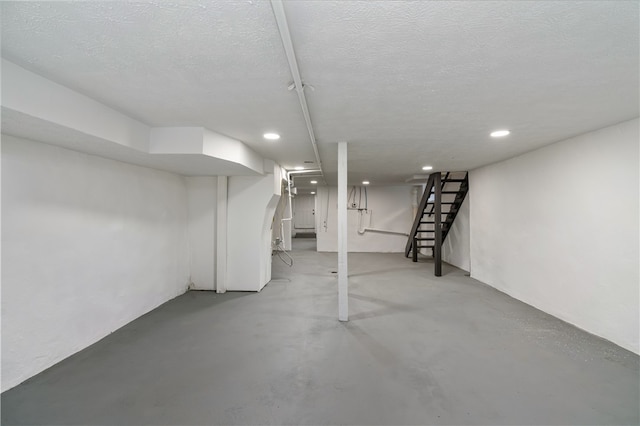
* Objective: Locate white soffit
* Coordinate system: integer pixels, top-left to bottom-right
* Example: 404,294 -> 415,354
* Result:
0,1 -> 317,169
1,110 -> 263,177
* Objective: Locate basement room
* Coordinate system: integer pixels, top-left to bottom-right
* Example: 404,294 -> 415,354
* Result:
1,1 -> 638,425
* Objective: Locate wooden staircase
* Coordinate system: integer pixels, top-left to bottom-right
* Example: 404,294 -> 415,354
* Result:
405,171 -> 469,276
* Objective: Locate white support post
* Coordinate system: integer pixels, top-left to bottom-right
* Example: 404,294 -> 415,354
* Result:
216,176 -> 228,293
338,142 -> 348,321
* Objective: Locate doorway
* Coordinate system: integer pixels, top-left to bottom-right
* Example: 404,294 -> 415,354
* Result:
293,194 -> 316,251
293,194 -> 316,236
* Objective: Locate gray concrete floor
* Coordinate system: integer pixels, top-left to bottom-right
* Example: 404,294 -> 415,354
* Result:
2,239 -> 639,425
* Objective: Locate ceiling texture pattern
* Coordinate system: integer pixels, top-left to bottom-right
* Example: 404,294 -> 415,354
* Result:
1,0 -> 638,188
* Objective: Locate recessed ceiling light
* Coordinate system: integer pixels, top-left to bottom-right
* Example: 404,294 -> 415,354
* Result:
311,192 -> 316,195
294,166 -> 304,170
422,166 -> 433,171
310,180 -> 318,184
362,181 -> 370,185
490,130 -> 510,138
263,132 -> 280,140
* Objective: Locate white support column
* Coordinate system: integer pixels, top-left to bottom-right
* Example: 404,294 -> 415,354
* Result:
338,142 -> 348,321
216,176 -> 228,293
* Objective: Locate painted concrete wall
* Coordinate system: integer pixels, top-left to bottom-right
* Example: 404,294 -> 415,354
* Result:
317,185 -> 413,252
470,118 -> 639,354
442,195 -> 470,272
226,163 -> 281,291
186,177 -> 217,291
1,135 -> 191,391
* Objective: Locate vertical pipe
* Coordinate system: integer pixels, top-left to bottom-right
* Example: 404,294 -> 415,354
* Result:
434,173 -> 442,277
338,142 -> 348,321
411,186 -> 419,219
412,236 -> 418,262
216,176 -> 228,293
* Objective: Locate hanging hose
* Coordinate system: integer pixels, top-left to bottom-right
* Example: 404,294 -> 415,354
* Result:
273,239 -> 293,267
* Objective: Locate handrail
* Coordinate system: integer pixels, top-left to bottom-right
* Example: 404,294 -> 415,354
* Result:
404,172 -> 436,257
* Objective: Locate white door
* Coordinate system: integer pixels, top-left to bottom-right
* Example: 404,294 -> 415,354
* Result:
294,195 -> 315,229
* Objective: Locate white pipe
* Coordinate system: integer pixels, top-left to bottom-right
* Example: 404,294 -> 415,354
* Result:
412,186 -> 419,219
281,169 -> 321,248
279,171 -> 294,250
359,228 -> 410,236
357,210 -> 408,236
270,0 -> 324,183
282,169 -> 321,222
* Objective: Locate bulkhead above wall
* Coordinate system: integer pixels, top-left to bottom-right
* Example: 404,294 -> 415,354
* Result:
1,59 -> 265,177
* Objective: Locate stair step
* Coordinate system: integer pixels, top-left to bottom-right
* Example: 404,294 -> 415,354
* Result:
405,171 -> 469,260
423,202 -> 456,206
427,191 -> 463,195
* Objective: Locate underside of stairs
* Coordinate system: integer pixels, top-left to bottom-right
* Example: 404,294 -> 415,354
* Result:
405,171 -> 469,276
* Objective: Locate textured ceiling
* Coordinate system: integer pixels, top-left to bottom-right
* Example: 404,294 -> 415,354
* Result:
0,1 -> 317,170
2,1 -> 638,187
285,0 -> 639,184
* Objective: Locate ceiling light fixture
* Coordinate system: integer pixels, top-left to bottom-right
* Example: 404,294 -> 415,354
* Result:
294,166 -> 304,170
311,192 -> 316,195
490,130 -> 510,138
422,166 -> 433,171
362,181 -> 370,185
263,132 -> 280,140
310,180 -> 318,184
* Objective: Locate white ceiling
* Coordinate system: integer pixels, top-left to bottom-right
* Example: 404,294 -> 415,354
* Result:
1,1 -> 638,189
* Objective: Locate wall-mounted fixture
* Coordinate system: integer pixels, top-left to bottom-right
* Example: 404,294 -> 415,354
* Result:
422,166 -> 433,171
294,166 -> 304,170
310,180 -> 318,184
362,181 -> 370,185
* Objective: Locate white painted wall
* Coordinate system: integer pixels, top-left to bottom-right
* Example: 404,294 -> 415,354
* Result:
186,177 -> 217,291
470,119 -> 639,354
1,135 -> 191,391
442,196 -> 470,272
317,185 -> 413,252
226,163 -> 281,291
